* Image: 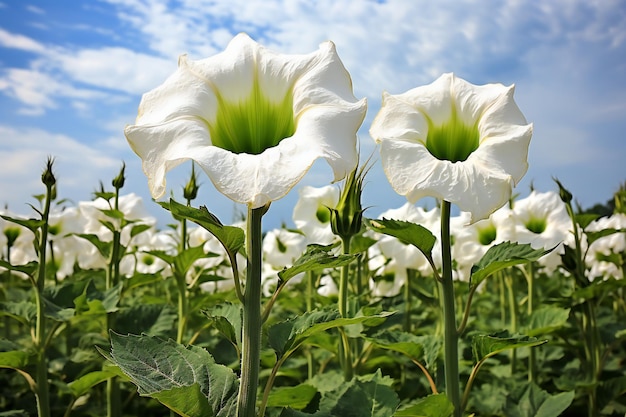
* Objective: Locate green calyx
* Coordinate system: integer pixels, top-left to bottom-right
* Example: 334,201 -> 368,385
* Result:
425,104 -> 479,163
208,75 -> 296,155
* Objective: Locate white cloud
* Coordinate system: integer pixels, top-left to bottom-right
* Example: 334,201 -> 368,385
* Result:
0,28 -> 46,53
0,125 -> 122,210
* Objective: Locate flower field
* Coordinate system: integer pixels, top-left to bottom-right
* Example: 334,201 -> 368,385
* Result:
1,34 -> 625,417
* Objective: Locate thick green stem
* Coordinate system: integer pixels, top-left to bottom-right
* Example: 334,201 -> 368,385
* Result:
176,276 -> 188,344
34,182 -> 52,417
338,235 -> 354,381
440,201 -> 462,417
237,206 -> 266,417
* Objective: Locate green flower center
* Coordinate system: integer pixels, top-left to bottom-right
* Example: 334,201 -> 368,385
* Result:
208,75 -> 296,155
477,224 -> 497,245
425,104 -> 479,163
525,217 -> 547,234
316,206 -> 330,224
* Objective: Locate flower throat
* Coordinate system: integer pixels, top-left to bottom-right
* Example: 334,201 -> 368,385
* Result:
425,103 -> 479,163
209,76 -> 296,155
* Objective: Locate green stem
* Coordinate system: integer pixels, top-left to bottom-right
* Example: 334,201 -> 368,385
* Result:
176,275 -> 188,344
523,264 -> 536,382
404,269 -> 415,333
34,182 -> 52,417
338,235 -> 354,381
440,201 -> 462,417
107,192 -> 122,417
505,274 -> 518,374
237,205 -> 266,417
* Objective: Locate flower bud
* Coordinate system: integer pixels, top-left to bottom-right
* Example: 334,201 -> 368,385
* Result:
112,162 -> 126,190
41,157 -> 56,188
183,164 -> 200,201
330,163 -> 368,240
553,178 -> 572,204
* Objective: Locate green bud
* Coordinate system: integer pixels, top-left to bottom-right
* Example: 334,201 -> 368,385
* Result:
183,164 -> 200,201
330,162 -> 369,240
553,178 -> 572,204
41,157 -> 56,188
112,162 -> 126,190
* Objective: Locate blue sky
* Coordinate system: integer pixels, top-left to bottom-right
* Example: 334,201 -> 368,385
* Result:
1,0 -> 625,230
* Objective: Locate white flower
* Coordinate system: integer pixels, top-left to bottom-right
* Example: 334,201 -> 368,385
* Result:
262,227 -> 306,270
511,190 -> 571,272
453,206 -> 515,281
293,185 -> 340,245
585,213 -> 626,280
125,33 -> 366,208
374,202 -> 440,276
370,73 -> 532,223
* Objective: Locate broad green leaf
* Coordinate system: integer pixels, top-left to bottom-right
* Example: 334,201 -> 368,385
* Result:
152,384 -> 216,417
586,228 -> 625,245
114,304 -> 178,337
472,330 -> 548,363
365,330 -> 426,359
470,242 -> 554,286
173,245 -> 209,277
321,370 -> 400,417
43,297 -> 75,321
266,384 -> 317,410
278,244 -> 356,282
269,308 -> 394,358
204,302 -> 242,351
130,223 -> 153,238
393,394 -> 453,417
75,233 -> 112,259
163,199 -> 245,256
504,383 -> 574,417
523,307 -> 571,337
364,218 -> 436,260
0,215 -> 44,234
598,375 -> 626,411
67,370 -> 117,397
0,350 -> 32,369
101,332 -> 238,417
0,301 -> 36,324
0,260 -> 38,277
574,213 -> 600,229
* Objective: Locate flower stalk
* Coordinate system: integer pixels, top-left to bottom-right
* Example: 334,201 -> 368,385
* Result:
237,204 -> 269,417
34,157 -> 55,417
440,200 -> 462,417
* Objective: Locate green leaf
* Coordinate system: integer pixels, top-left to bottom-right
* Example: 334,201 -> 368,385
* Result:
114,304 -> 178,337
365,330 -> 426,359
0,301 -> 36,325
470,242 -> 554,286
267,384 -> 317,410
322,370 -> 400,417
67,370 -> 117,397
268,308 -> 394,358
523,307 -> 571,337
574,213 -> 600,229
472,330 -> 548,363
393,393 -> 453,417
586,228 -> 626,245
75,233 -> 112,259
0,260 -> 38,277
0,215 -> 44,234
0,350 -> 33,369
278,244 -> 356,282
504,383 -> 574,417
101,332 -> 239,417
364,218 -> 436,260
130,223 -> 153,238
153,384 -> 216,417
163,199 -> 245,256
203,302 -> 242,351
